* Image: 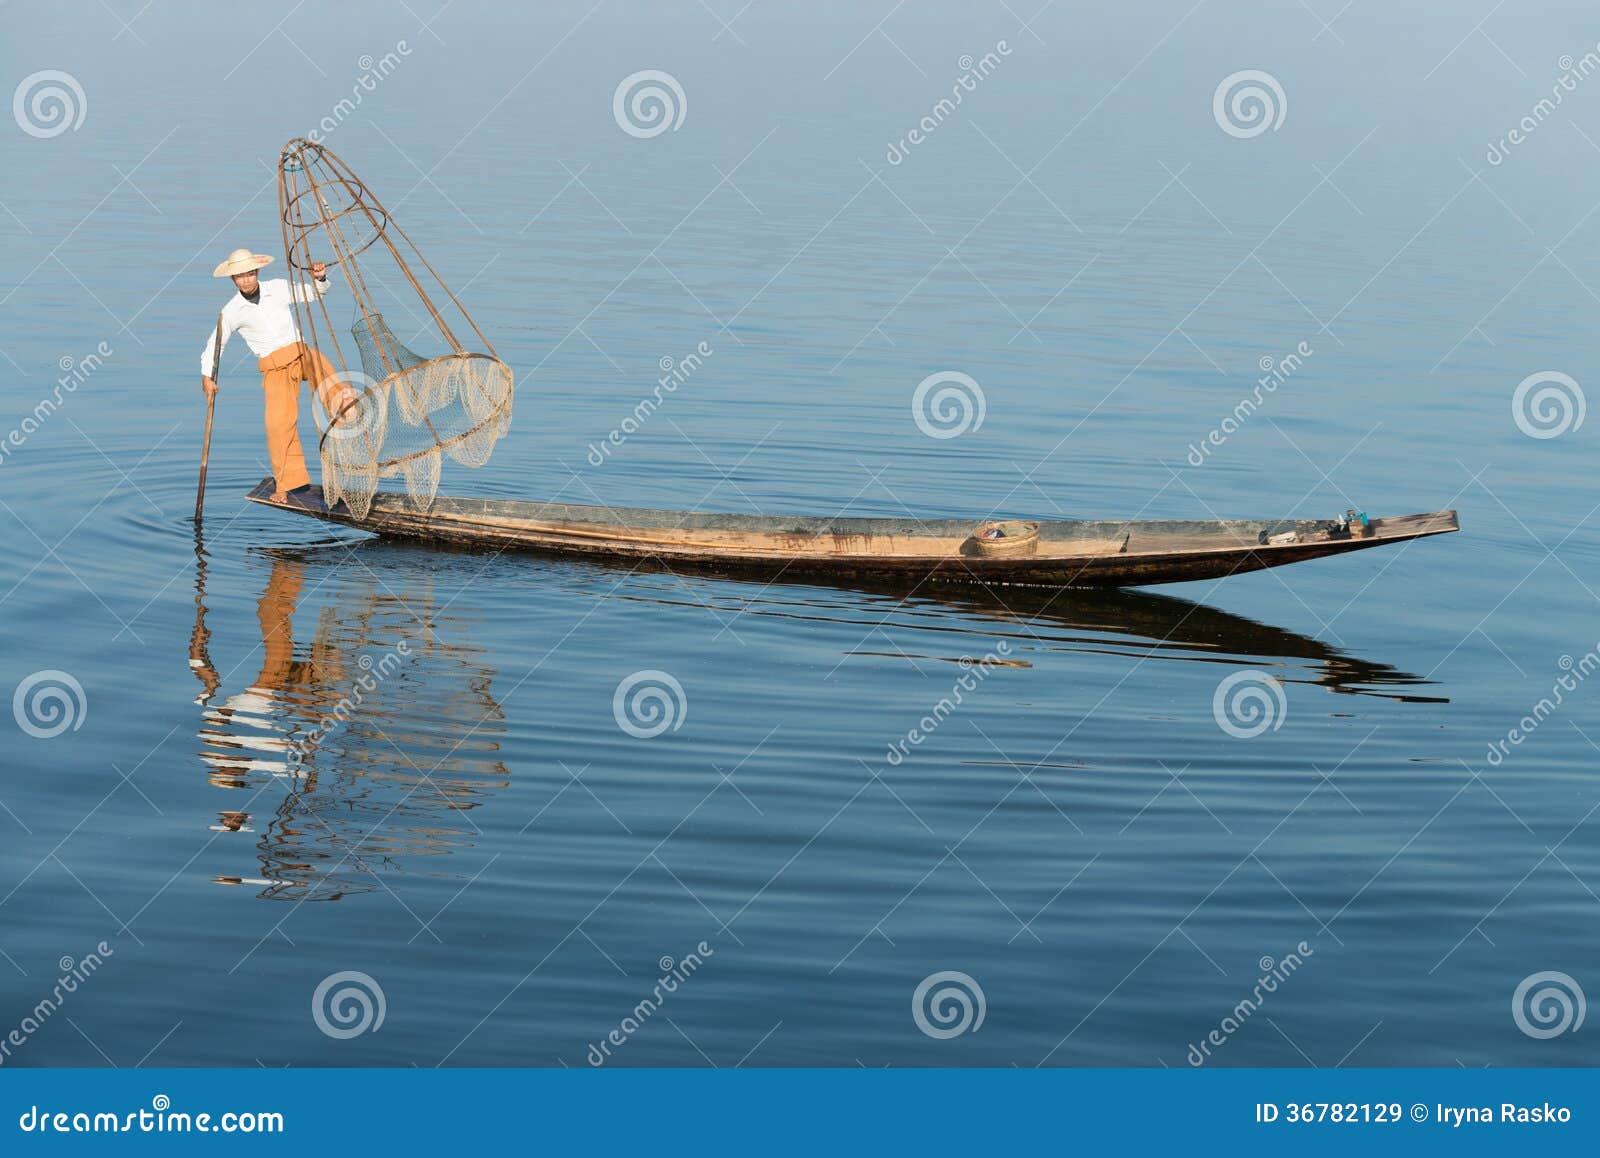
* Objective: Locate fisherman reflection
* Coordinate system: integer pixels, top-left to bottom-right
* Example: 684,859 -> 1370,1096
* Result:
197,560 -> 326,788
193,551 -> 510,901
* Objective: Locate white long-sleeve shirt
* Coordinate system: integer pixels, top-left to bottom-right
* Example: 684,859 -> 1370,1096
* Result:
199,276 -> 332,378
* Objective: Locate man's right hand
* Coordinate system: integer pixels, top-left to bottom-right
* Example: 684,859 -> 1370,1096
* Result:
201,376 -> 218,398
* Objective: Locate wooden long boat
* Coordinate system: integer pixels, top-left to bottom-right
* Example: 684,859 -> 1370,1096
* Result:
246,479 -> 1459,589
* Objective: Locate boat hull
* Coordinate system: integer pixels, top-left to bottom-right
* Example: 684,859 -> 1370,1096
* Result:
245,480 -> 1459,589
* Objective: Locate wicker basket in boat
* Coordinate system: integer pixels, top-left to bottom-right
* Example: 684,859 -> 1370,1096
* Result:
968,520 -> 1040,557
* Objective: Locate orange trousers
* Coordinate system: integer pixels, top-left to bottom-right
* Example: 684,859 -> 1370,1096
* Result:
258,342 -> 343,493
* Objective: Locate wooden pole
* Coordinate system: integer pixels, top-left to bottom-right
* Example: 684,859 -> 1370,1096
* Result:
195,315 -> 222,522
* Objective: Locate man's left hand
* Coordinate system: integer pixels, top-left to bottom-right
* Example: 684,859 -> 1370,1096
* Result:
311,261 -> 328,280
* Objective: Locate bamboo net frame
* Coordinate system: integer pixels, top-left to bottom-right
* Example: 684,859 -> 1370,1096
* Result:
275,137 -> 514,518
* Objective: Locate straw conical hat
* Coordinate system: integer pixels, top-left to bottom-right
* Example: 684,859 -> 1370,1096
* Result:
212,248 -> 274,278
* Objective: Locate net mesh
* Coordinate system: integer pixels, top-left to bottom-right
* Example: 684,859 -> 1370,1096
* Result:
277,138 -> 514,519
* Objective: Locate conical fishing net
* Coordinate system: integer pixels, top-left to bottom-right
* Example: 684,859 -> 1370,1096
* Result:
276,138 -> 514,518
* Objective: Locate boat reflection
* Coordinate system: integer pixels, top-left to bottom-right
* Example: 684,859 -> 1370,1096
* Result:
186,533 -> 1439,898
598,568 -> 1445,703
918,583 -> 1444,701
190,540 -> 509,901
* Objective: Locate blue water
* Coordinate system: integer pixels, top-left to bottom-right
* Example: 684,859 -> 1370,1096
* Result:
1,1 -> 1597,1066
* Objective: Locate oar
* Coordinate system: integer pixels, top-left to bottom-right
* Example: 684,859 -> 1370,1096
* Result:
195,315 -> 222,523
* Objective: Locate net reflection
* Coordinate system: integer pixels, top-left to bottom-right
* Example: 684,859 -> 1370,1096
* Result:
194,546 -> 509,901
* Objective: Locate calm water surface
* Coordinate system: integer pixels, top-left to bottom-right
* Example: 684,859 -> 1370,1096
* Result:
1,2 -> 1598,1065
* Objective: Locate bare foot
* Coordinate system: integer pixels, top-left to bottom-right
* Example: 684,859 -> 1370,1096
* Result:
270,490 -> 289,503
321,388 -> 359,425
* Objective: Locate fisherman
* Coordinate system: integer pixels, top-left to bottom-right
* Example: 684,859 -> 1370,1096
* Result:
200,247 -> 356,503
